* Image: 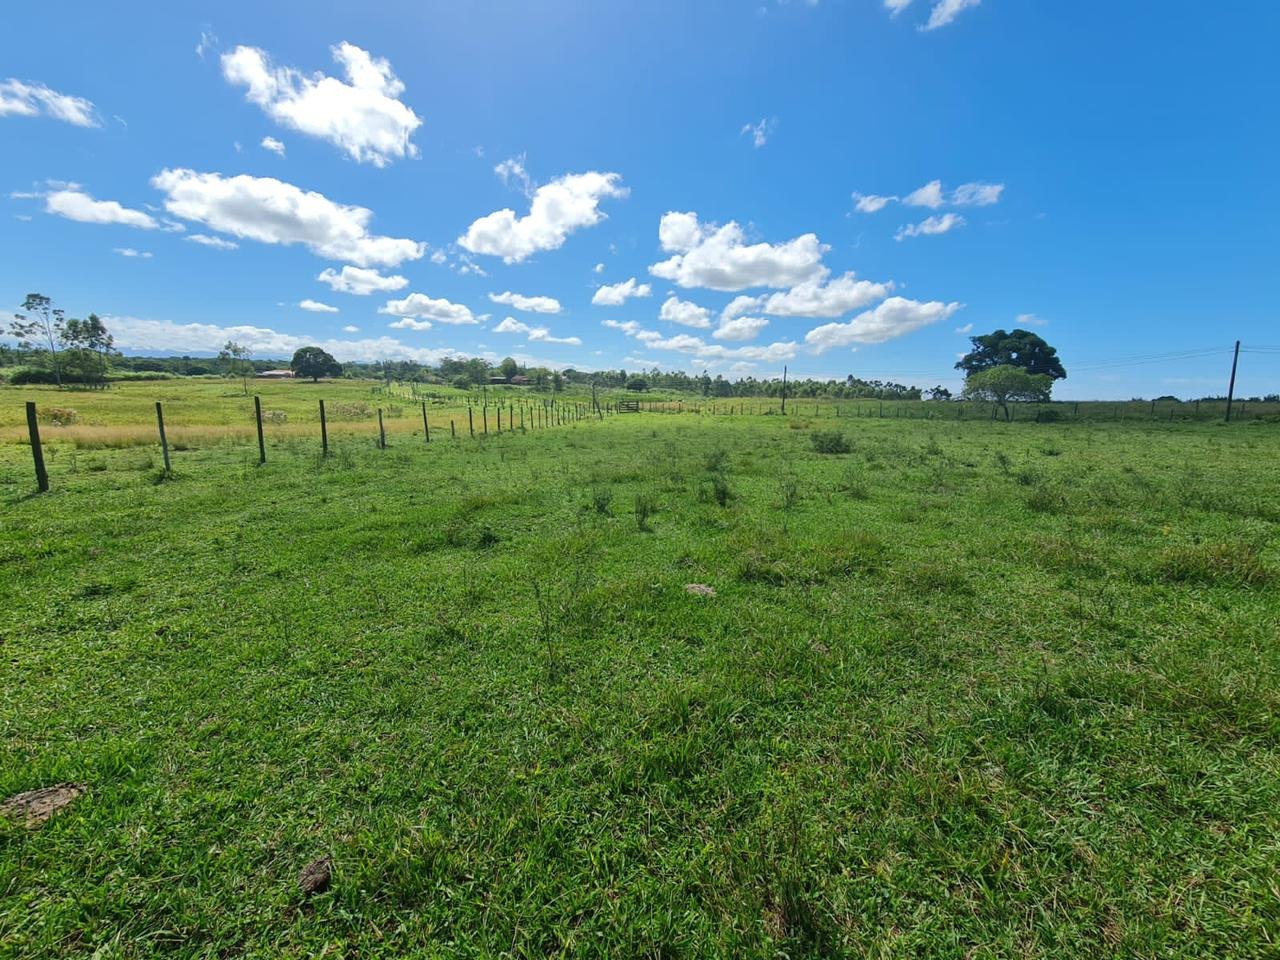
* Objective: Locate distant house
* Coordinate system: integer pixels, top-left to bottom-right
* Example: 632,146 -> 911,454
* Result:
259,369 -> 294,379
487,376 -> 509,385
510,375 -> 530,386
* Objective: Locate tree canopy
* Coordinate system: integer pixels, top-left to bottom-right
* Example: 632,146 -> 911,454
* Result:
290,346 -> 342,382
956,329 -> 1067,381
962,364 -> 1054,420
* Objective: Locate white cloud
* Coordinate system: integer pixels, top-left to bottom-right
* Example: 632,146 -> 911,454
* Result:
951,181 -> 1004,206
379,292 -> 478,325
152,168 -> 425,267
488,291 -> 562,314
388,318 -> 432,331
45,188 -> 158,229
602,319 -> 641,336
721,295 -> 763,322
186,233 -> 238,250
342,324 -> 360,333
760,270 -> 891,318
593,262 -> 605,274
884,0 -> 914,13
592,277 -> 652,306
853,192 -> 896,213
923,0 -> 980,31
317,265 -> 407,295
659,296 -> 712,329
494,155 -> 533,195
221,42 -> 421,166
493,316 -> 582,346
805,297 -> 961,352
299,299 -> 339,313
741,117 -> 776,148
713,316 -> 769,341
260,136 -> 286,157
458,171 -> 627,263
895,212 -> 966,241
607,317 -> 796,363
650,211 -> 827,292
0,79 -> 98,127
955,322 -> 974,334
1016,312 -> 1049,327
102,314 -> 466,363
113,247 -> 152,259
903,179 -> 945,209
195,29 -> 217,60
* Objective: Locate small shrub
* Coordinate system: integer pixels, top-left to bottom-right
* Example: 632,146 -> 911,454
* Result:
1157,542 -> 1270,586
590,488 -> 613,515
329,401 -> 373,420
778,475 -> 800,511
634,493 -> 658,531
262,410 -> 288,425
994,451 -> 1012,474
705,449 -> 729,474
838,466 -> 870,501
810,431 -> 851,455
709,474 -> 732,507
1025,485 -> 1068,514
39,407 -> 78,425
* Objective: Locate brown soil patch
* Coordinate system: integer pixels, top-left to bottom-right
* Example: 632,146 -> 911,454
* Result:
1,783 -> 85,827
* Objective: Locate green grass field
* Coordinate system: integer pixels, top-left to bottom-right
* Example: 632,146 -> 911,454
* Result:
2,385 -> 1278,957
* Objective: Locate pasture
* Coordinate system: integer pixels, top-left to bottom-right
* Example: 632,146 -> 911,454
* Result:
1,383 -> 1278,958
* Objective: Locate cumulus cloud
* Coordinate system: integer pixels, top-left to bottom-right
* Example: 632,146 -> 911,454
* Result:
101,314 -> 465,362
904,179 -> 945,209
924,0 -> 980,30
342,324 -> 360,333
488,291 -> 562,314
113,247 -> 152,259
592,277 -> 652,306
186,233 -> 238,250
260,136 -> 286,157
458,171 -> 627,263
760,270 -> 892,318
379,292 -> 478,325
152,168 -> 425,267
805,297 -> 961,352
606,318 -> 796,363
650,211 -> 827,292
0,79 -> 98,127
221,42 -> 421,166
713,316 -> 769,342
895,212 -> 966,241
45,187 -> 158,229
493,316 -> 582,346
317,265 -> 407,295
852,192 -> 896,214
659,296 -> 712,329
299,298 -> 338,313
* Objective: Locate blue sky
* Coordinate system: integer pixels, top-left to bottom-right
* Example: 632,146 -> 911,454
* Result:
3,0 -> 1278,398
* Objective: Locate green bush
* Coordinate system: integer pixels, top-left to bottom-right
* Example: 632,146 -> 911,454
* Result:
810,430 -> 851,455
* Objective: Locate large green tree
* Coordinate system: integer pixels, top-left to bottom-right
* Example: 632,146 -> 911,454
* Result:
290,346 -> 342,382
956,329 -> 1067,381
61,313 -> 115,387
10,293 -> 66,386
962,364 -> 1054,421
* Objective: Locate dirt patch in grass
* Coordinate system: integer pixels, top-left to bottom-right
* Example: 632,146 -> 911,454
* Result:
1,783 -> 85,827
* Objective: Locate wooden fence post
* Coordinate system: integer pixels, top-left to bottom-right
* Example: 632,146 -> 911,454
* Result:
468,406 -> 474,437
483,407 -> 489,435
155,401 -> 171,474
451,420 -> 456,439
25,401 -> 49,493
254,395 -> 266,465
319,399 -> 329,455
378,408 -> 386,449
422,401 -> 430,443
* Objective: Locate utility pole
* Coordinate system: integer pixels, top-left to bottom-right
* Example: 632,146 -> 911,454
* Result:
781,365 -> 788,415
1225,339 -> 1241,422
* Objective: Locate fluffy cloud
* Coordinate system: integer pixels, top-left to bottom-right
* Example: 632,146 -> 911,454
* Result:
805,297 -> 960,352
904,179 -> 945,209
0,79 -> 98,127
113,247 -> 152,259
659,296 -> 712,329
895,212 -> 966,241
852,192 -> 895,214
488,291 -> 562,314
650,211 -> 827,292
1015,312 -> 1049,327
260,136 -> 286,157
151,168 -> 425,267
924,0 -> 980,31
221,42 -> 421,166
342,324 -> 360,333
884,0 -> 914,13
592,277 -> 652,306
760,271 -> 891,317
606,317 -> 796,363
101,315 -> 465,363
951,181 -> 1004,206
299,299 -> 338,313
45,188 -> 158,229
317,265 -> 407,295
493,316 -> 582,346
458,171 -> 627,263
379,292 -> 478,325
186,234 -> 238,250
713,316 -> 769,342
